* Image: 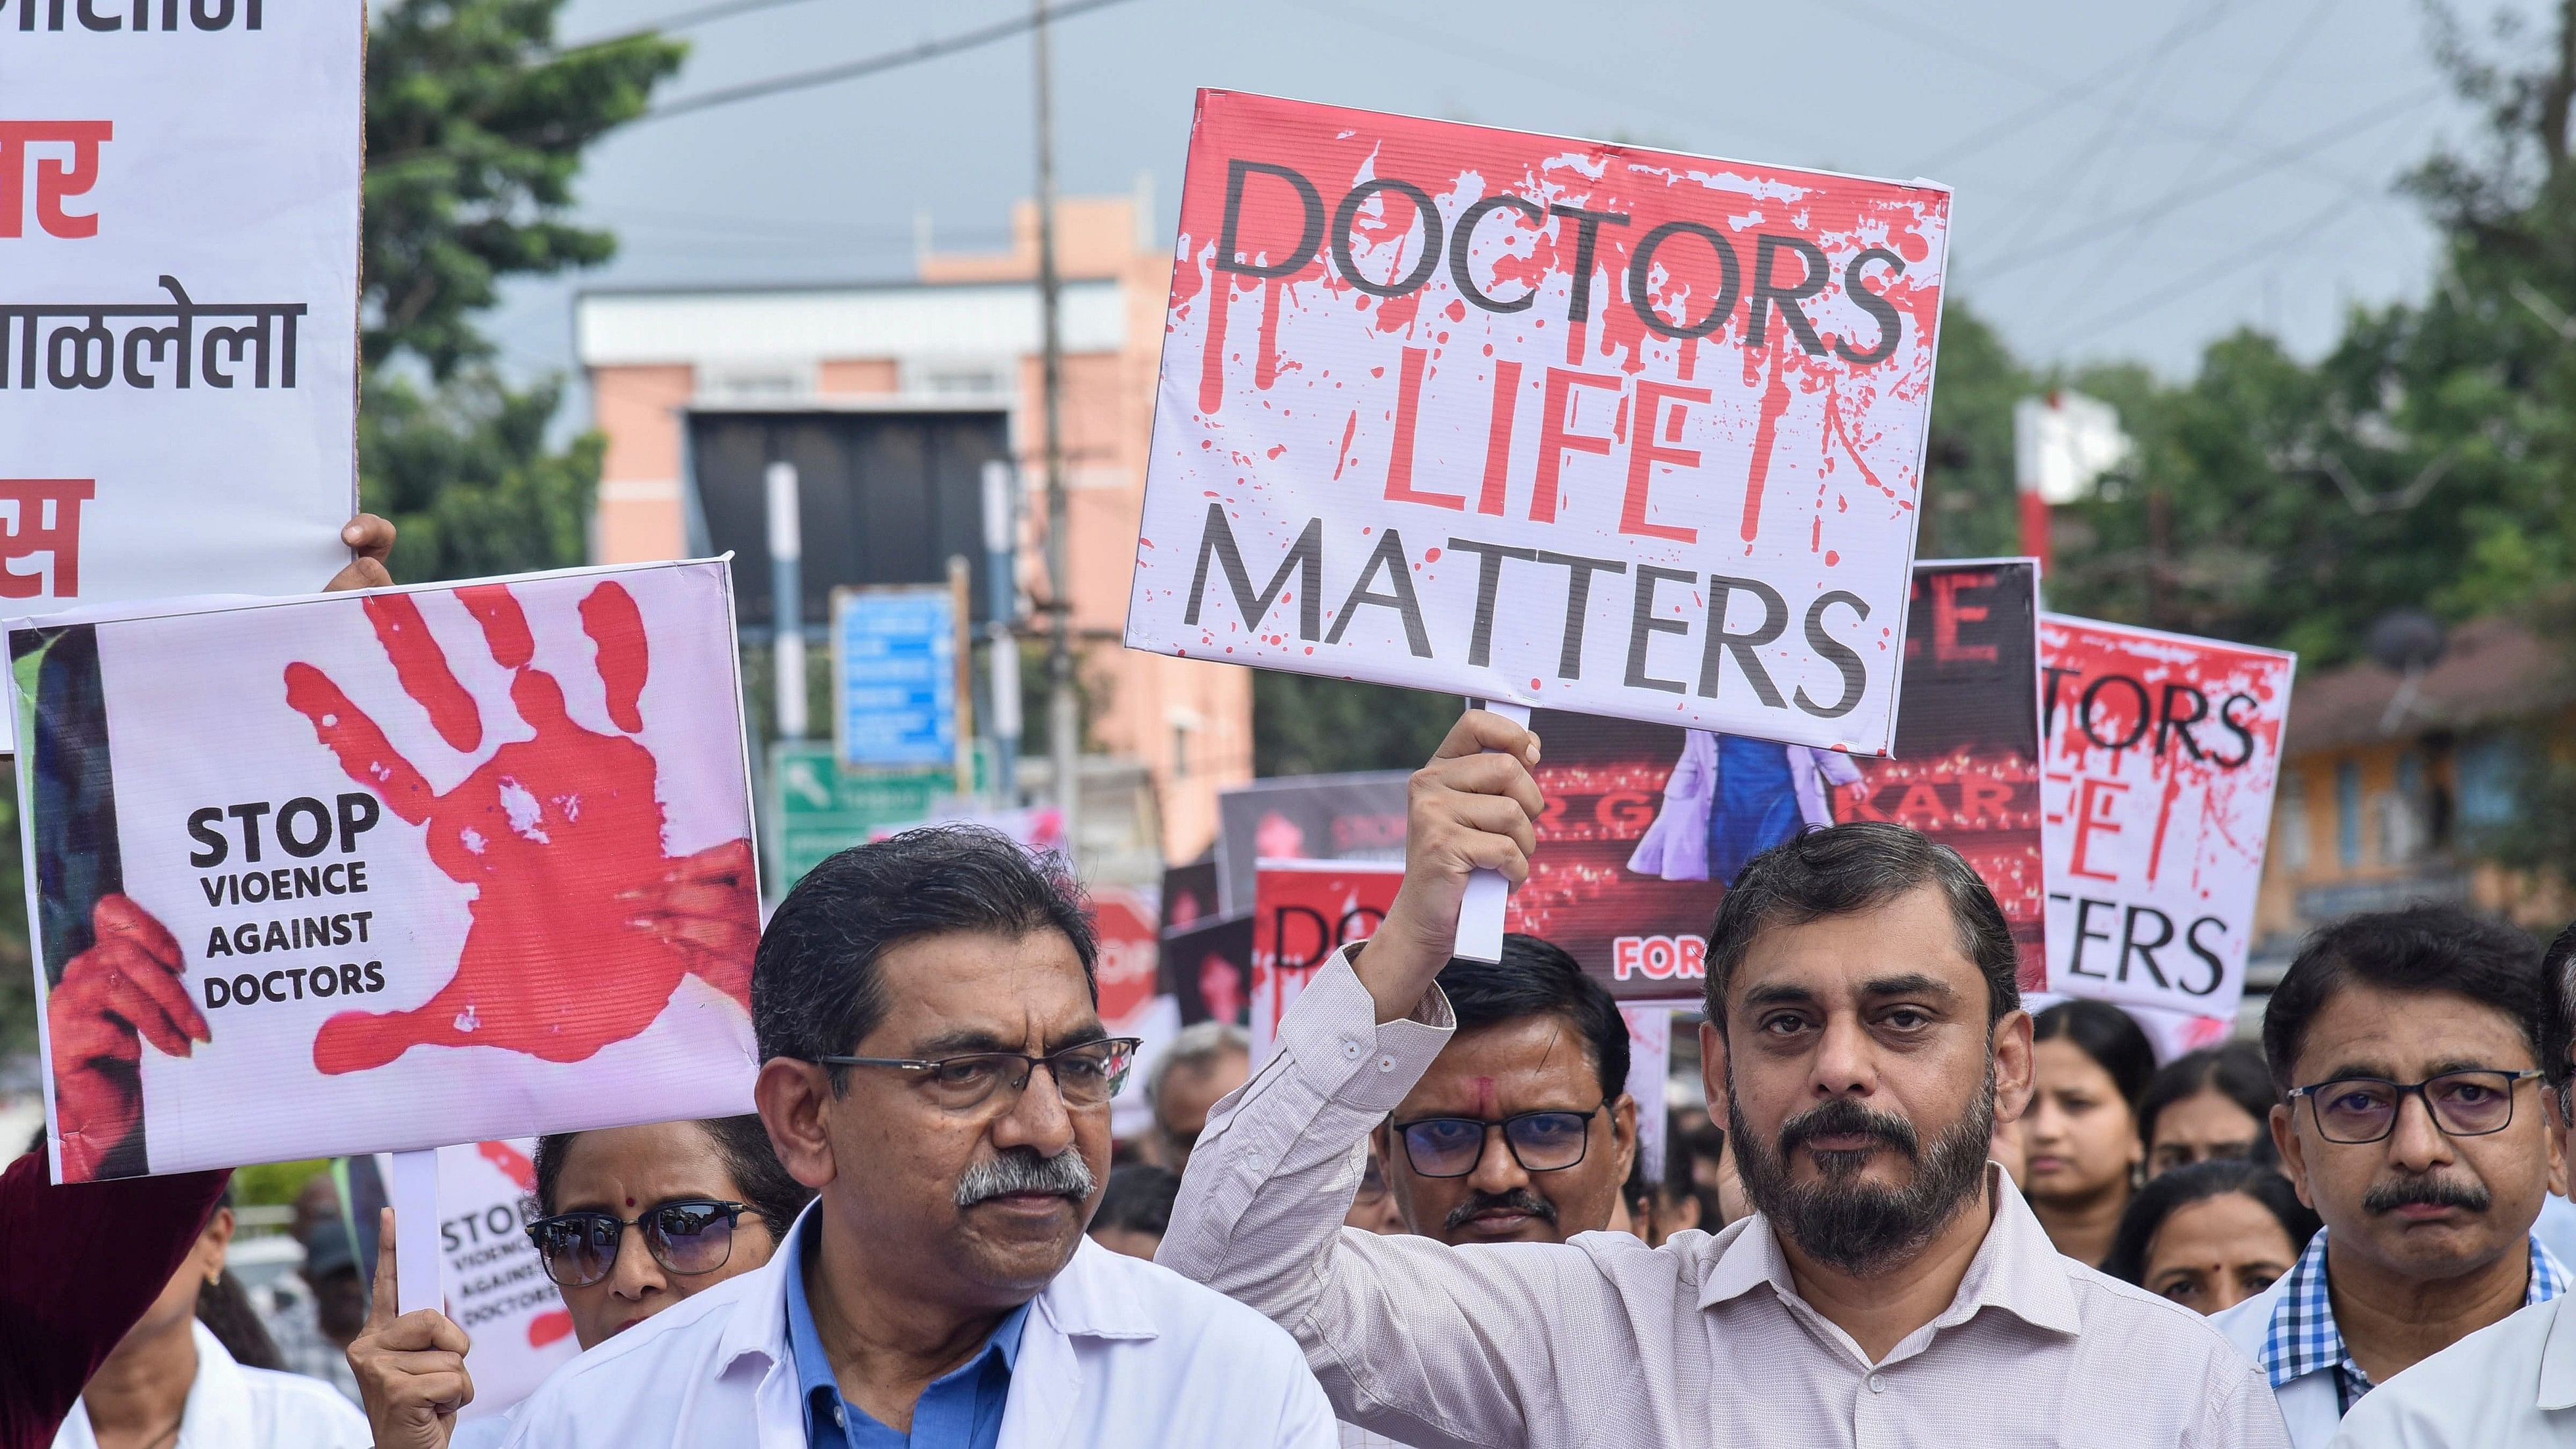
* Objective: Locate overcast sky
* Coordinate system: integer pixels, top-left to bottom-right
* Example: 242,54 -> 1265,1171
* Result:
488,0 -> 2546,411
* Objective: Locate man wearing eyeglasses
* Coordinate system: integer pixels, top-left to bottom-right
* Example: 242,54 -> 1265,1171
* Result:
1162,710 -> 2285,1448
2211,905 -> 2567,1448
502,825 -> 1337,1449
2329,918 -> 2576,1446
1374,934 -> 1637,1248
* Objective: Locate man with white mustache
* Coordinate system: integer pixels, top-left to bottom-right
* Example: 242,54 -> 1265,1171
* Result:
505,826 -> 1335,1448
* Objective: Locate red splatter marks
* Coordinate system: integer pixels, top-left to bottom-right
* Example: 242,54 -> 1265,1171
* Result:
1825,550 -> 1840,565
1530,678 -> 1543,690
286,581 -> 757,1074
1424,546 -> 1443,562
1742,354 -> 1794,543
1445,298 -> 1466,322
1255,278 -> 1294,390
1265,444 -> 1287,460
1332,410 -> 1358,481
1198,275 -> 1234,416
477,1141 -> 538,1191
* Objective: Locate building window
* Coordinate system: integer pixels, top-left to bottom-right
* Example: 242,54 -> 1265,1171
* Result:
2337,758 -> 2363,870
2276,772 -> 2310,874
2457,734 -> 2519,832
2380,751 -> 2427,865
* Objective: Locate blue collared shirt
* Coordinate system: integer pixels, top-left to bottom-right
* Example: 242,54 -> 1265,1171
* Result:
782,1216 -> 1029,1449
2259,1225 -> 2567,1412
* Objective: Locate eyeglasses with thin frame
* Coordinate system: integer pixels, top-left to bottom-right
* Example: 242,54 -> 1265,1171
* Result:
812,1037 -> 1141,1112
1353,1154 -> 1391,1205
1393,1105 -> 1603,1178
2287,1068 -> 2546,1145
526,1199 -> 758,1289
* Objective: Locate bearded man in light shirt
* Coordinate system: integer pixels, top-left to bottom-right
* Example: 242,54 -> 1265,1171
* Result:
1159,710 -> 2287,1449
2328,916 -> 2576,1447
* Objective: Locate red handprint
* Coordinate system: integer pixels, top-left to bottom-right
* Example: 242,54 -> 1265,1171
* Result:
47,894 -> 207,1180
284,581 -> 756,1076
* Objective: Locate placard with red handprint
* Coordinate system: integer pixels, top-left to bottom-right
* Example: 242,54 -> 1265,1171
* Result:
13,558 -> 761,1183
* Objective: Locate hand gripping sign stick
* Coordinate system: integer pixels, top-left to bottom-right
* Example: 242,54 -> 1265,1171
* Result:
390,1148 -> 443,1316
1452,700 -> 1529,964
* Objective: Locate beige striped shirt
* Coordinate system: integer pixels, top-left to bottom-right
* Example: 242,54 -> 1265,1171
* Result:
1159,949 -> 2290,1449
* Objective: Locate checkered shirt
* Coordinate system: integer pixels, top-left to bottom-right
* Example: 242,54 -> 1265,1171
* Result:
2259,1225 -> 2567,1410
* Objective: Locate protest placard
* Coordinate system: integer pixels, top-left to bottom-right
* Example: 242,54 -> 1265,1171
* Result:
429,1139 -> 577,1424
0,3 -> 362,655
1126,90 -> 1951,753
1214,769 -> 1408,915
1161,909 -> 1253,1028
19,559 -> 761,1182
1248,858 -> 1402,1065
1509,560 -> 2044,1000
2038,615 -> 2295,1023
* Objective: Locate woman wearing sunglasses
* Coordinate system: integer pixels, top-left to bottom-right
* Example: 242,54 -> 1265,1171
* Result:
350,1116 -> 812,1449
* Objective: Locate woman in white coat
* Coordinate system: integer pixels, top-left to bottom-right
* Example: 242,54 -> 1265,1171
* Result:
51,1191 -> 371,1449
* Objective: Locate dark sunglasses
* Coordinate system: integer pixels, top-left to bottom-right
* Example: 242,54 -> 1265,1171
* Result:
525,1199 -> 758,1289
1393,1106 -> 1602,1178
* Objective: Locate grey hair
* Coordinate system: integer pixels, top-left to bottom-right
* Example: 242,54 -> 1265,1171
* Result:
1147,1020 -> 1251,1105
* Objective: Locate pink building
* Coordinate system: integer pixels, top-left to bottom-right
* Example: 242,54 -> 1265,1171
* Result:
575,194 -> 1252,864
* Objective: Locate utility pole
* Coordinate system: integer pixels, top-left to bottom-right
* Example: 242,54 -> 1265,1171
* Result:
1034,0 -> 1077,860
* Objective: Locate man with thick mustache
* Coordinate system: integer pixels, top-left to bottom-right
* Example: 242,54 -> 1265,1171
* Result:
2212,906 -> 2565,1446
1161,711 -> 2284,1448
504,826 -> 1335,1448
1374,934 -> 1638,1248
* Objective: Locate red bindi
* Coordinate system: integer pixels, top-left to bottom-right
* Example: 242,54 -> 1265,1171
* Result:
624,1197 -> 636,1208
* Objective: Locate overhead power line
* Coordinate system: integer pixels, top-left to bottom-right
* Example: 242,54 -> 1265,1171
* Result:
563,0 -> 824,50
638,0 -> 1140,125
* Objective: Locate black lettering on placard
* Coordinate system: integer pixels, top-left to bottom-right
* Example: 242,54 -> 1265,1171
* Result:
1447,195 -> 1543,314
1445,538 -> 1535,668
1746,235 -> 1829,355
1624,222 -> 1739,340
1330,178 -> 1441,298
2182,916 -> 2228,996
2213,694 -> 2260,769
2051,893 -> 2116,979
1545,205 -> 1631,324
1535,550 -> 1626,681
1215,160 -> 1323,280
1696,575 -> 1788,708
2156,684 -> 2209,762
1835,248 -> 1906,366
2118,905 -> 2174,989
275,796 -> 332,857
1796,592 -> 1870,719
1323,528 -> 1431,657
9,0 -> 260,26
1185,504 -> 1321,640
204,959 -> 381,1010
2078,675 -> 2151,752
1626,565 -> 1693,694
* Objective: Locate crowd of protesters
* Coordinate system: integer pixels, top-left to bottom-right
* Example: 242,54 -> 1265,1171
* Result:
11,689 -> 2576,1444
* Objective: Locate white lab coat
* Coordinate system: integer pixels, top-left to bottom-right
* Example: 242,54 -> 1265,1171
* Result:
51,1321 -> 371,1449
501,1208 -> 1337,1449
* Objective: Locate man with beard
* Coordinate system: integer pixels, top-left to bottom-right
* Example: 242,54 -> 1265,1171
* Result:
2211,906 -> 2564,1447
1160,710 -> 2284,1448
504,826 -> 1335,1448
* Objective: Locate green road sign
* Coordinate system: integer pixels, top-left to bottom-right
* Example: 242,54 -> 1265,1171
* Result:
768,742 -> 952,891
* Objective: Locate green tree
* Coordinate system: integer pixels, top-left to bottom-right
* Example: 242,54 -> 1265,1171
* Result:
1916,302 -> 2036,561
362,0 -> 685,582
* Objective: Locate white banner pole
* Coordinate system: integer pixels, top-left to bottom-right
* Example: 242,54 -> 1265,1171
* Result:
1453,700 -> 1530,963
390,1148 -> 444,1318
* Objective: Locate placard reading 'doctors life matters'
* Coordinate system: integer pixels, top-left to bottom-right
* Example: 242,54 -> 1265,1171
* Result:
2040,614 -> 2295,1023
1127,90 -> 1951,753
0,3 -> 362,638
18,559 -> 762,1183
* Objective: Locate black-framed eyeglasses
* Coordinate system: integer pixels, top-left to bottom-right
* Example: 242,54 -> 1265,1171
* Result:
1393,1105 -> 1603,1178
1353,1153 -> 1391,1205
812,1037 -> 1140,1112
2288,1069 -> 2546,1145
526,1199 -> 757,1289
